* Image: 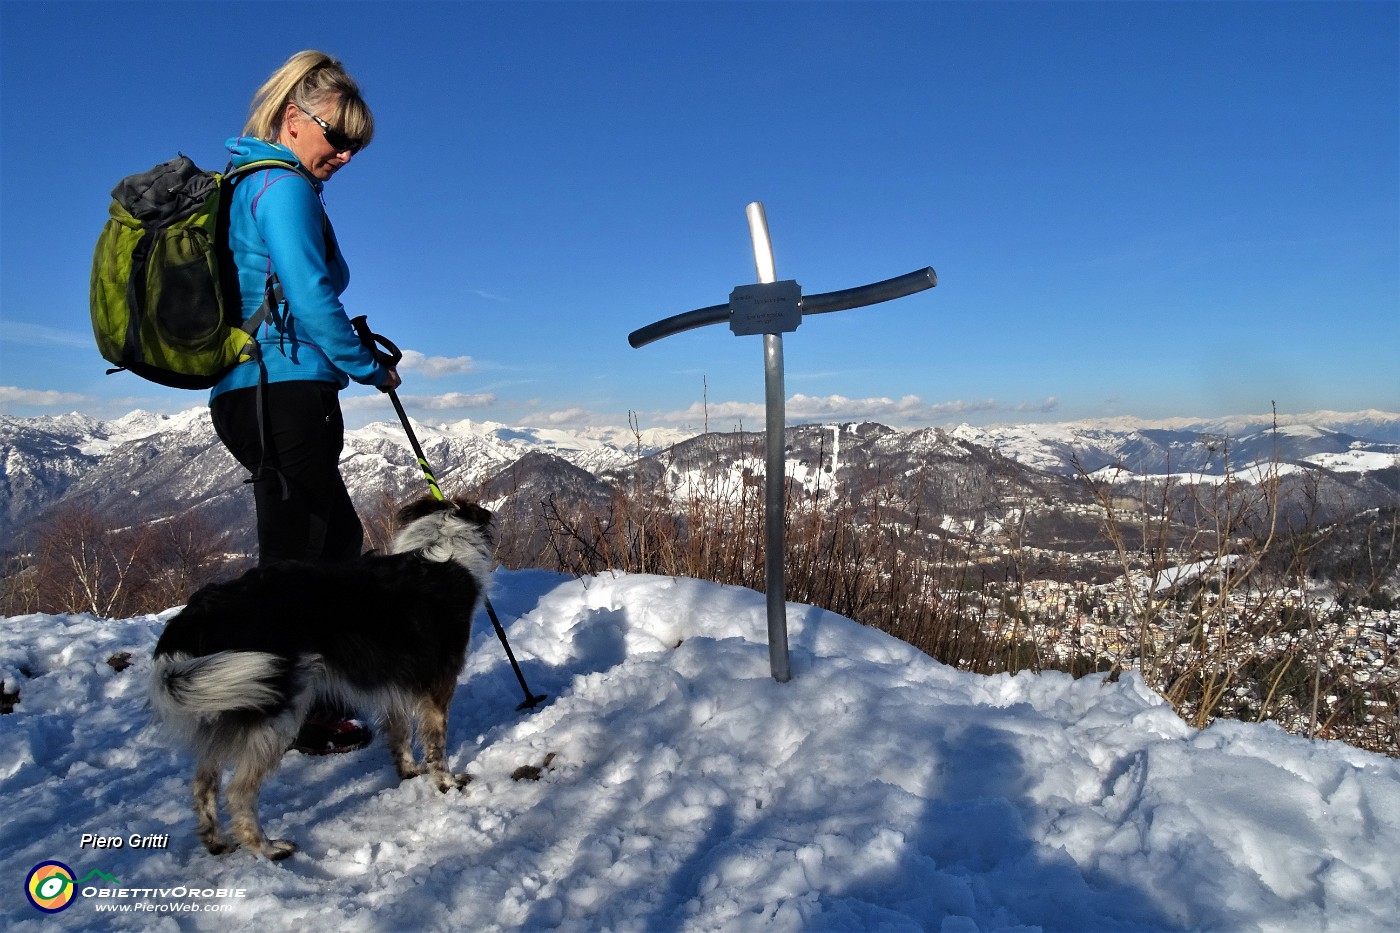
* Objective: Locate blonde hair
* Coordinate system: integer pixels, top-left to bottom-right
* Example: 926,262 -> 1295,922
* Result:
243,50 -> 375,149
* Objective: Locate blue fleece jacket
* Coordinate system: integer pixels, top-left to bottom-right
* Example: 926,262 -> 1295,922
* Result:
210,137 -> 388,398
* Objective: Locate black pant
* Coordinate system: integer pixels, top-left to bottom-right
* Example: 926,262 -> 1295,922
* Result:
211,381 -> 364,566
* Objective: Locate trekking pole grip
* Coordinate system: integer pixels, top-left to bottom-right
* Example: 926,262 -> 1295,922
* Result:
350,315 -> 404,366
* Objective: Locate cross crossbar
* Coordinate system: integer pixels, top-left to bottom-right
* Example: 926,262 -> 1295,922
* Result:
628,267 -> 937,348
629,203 -> 937,681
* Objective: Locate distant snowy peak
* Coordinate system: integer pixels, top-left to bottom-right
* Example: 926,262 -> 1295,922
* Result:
0,407 -> 212,455
79,408 -> 211,455
1001,409 -> 1400,442
1220,408 -> 1400,440
948,410 -> 1400,476
340,416 -> 689,485
370,417 -> 691,461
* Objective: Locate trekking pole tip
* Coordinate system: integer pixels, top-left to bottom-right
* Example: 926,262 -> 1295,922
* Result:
516,693 -> 548,712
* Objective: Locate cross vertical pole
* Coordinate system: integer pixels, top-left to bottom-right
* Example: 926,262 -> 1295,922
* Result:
628,205 -> 936,684
746,202 -> 791,683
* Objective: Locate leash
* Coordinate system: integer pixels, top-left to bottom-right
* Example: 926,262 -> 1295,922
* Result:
352,317 -> 547,711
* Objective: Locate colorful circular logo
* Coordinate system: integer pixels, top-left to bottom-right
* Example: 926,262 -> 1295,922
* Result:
25,861 -> 77,913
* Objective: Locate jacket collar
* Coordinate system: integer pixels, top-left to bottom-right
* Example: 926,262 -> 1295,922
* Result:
225,136 -> 323,192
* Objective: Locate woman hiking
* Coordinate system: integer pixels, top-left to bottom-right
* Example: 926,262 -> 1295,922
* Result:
211,50 -> 400,754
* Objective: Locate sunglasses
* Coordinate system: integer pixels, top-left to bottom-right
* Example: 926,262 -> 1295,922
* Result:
294,102 -> 362,154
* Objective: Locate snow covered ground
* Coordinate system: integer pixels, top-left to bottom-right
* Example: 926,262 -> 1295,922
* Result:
3,570 -> 1399,932
1302,449 -> 1400,474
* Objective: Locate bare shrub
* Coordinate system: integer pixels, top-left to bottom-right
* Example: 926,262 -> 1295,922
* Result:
1,504 -> 238,618
513,430 -> 1012,677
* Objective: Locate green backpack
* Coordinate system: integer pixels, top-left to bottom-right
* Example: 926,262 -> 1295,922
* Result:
89,154 -> 296,389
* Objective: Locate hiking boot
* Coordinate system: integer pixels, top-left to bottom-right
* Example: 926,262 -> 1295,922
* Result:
292,718 -> 373,755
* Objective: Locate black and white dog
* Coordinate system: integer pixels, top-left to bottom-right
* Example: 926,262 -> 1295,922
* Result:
149,496 -> 494,860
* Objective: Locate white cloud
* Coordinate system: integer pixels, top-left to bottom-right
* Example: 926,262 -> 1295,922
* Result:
410,392 -> 498,411
788,393 -> 945,420
344,389 -> 498,411
1013,396 -> 1059,413
657,400 -> 765,428
341,391 -> 496,414
396,349 -> 476,378
340,394 -> 392,413
532,407 -> 594,426
0,385 -> 92,408
652,394 -> 1059,428
0,322 -> 92,348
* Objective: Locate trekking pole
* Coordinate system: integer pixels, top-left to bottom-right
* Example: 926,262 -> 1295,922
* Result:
351,317 -> 547,711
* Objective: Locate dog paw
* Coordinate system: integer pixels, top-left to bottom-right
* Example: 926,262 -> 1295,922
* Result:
263,839 -> 298,861
396,763 -> 428,781
201,836 -> 235,856
433,772 -> 473,793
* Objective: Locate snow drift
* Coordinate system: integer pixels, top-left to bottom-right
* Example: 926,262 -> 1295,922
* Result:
2,571 -> 1398,931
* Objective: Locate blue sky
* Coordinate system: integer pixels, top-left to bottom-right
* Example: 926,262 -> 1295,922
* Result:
2,1 -> 1396,433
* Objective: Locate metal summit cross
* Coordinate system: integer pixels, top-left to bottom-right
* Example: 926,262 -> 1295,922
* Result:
629,202 -> 937,682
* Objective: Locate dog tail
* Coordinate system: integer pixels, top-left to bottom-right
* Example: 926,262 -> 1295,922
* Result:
149,652 -> 293,719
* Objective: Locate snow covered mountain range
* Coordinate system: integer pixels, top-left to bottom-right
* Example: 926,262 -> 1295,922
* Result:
953,409 -> 1400,477
1,407 -> 1396,553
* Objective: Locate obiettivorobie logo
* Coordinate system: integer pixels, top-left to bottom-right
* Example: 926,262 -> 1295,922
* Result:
24,859 -> 247,915
24,862 -> 120,914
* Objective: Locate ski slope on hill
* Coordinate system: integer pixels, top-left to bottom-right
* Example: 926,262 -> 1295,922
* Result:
3,571 -> 1399,932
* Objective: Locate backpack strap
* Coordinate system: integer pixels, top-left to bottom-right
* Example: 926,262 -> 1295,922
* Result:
220,159 -> 305,502
240,276 -> 283,336
222,158 -> 328,340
